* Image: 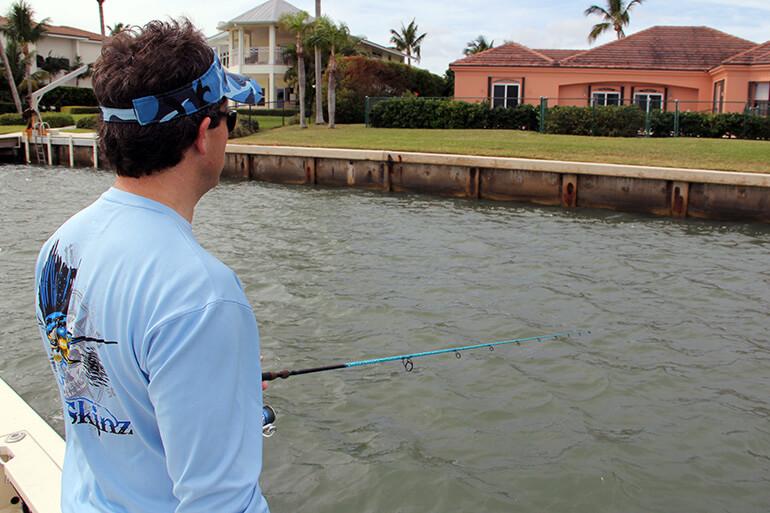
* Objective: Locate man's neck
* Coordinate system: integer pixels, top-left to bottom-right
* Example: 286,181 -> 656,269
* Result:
113,163 -> 204,223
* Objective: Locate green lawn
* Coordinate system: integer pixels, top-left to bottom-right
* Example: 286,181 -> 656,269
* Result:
0,125 -> 24,134
71,113 -> 96,123
243,115 -> 287,130
59,128 -> 97,134
232,124 -> 770,174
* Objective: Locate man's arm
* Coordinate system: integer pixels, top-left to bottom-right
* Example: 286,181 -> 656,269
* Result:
145,300 -> 269,513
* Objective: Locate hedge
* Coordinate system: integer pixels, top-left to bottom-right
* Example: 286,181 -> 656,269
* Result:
648,111 -> 770,140
41,113 -> 76,128
229,117 -> 260,139
544,105 -> 644,137
39,86 -> 97,110
235,107 -> 297,117
0,112 -> 75,127
371,98 -> 770,140
370,98 -> 538,130
76,115 -> 98,129
0,113 -> 23,125
0,102 -> 17,114
61,105 -> 101,114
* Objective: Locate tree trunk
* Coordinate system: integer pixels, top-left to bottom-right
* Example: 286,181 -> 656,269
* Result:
0,37 -> 23,113
22,44 -> 32,110
406,49 -> 411,67
98,1 -> 106,37
313,0 -> 324,125
327,49 -> 336,128
297,53 -> 307,128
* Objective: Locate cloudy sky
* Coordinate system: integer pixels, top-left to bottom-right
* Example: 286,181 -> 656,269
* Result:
16,0 -> 770,74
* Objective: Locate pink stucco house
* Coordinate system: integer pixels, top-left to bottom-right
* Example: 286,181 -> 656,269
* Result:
450,26 -> 770,114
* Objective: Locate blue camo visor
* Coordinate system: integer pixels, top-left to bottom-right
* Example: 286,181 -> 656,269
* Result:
100,52 -> 263,126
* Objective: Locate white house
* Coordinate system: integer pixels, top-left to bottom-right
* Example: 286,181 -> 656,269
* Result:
209,0 -> 405,107
0,17 -> 104,88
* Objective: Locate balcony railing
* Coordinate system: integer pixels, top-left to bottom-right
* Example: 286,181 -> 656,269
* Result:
244,47 -> 291,66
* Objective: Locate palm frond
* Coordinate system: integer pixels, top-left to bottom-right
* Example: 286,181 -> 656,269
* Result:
584,5 -> 610,17
588,22 -> 611,43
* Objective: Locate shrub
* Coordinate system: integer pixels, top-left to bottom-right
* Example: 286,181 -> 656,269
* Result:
39,86 -> 97,110
76,114 -> 98,129
648,111 -> 675,137
41,113 -> 76,128
741,115 -> 770,140
370,98 -> 539,130
488,104 -> 539,130
235,108 -> 297,117
0,102 -> 16,114
61,105 -> 101,115
545,105 -> 643,137
335,56 -> 448,124
543,106 -> 594,136
229,117 -> 259,139
678,112 -> 719,138
0,113 -> 23,125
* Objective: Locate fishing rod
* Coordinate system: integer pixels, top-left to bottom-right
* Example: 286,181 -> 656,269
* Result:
259,329 -> 589,437
262,330 -> 588,382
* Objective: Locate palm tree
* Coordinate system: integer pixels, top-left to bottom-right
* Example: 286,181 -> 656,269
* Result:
279,11 -> 311,128
96,0 -> 106,37
311,17 -> 356,129
313,0 -> 325,125
4,0 -> 48,107
108,22 -> 126,36
464,35 -> 494,56
70,56 -> 93,87
585,0 -> 645,43
390,19 -> 426,67
0,31 -> 23,113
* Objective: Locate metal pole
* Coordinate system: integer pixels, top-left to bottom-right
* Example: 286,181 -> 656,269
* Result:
645,99 -> 652,137
539,97 -> 547,133
364,96 -> 370,127
674,100 -> 680,137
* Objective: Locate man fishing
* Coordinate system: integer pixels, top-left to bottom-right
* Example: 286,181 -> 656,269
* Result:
34,20 -> 270,513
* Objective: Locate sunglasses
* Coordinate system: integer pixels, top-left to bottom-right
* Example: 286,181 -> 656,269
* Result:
209,109 -> 238,133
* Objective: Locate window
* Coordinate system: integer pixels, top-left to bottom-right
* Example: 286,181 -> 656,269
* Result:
492,83 -> 520,109
591,92 -> 621,106
634,93 -> 663,112
713,80 -> 725,113
752,82 -> 769,116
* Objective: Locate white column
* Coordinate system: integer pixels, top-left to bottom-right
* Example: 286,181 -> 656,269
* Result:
268,72 -> 275,107
227,31 -> 233,69
238,27 -> 244,72
269,25 -> 276,65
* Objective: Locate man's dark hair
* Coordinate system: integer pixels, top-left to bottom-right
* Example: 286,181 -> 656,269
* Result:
93,19 -> 224,177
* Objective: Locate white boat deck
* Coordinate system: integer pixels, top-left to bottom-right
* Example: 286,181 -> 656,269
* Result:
0,377 -> 63,513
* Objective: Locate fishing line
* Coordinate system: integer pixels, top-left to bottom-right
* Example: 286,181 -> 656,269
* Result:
259,329 -> 589,436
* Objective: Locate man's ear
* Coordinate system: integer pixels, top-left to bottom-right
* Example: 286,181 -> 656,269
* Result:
194,116 -> 212,155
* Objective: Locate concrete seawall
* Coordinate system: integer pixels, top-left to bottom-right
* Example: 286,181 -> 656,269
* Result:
223,145 -> 770,223
7,134 -> 770,223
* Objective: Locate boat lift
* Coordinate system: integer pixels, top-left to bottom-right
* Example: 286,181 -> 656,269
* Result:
24,65 -> 98,167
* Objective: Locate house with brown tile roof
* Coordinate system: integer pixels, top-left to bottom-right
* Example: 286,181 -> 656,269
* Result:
450,26 -> 770,115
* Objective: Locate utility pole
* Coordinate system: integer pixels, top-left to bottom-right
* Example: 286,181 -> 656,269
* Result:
313,0 -> 325,125
97,0 -> 106,37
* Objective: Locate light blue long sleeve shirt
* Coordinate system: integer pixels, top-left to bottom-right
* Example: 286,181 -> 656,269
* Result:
35,187 -> 270,513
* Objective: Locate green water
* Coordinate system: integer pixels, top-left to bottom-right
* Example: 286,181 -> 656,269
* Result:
1,165 -> 769,512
